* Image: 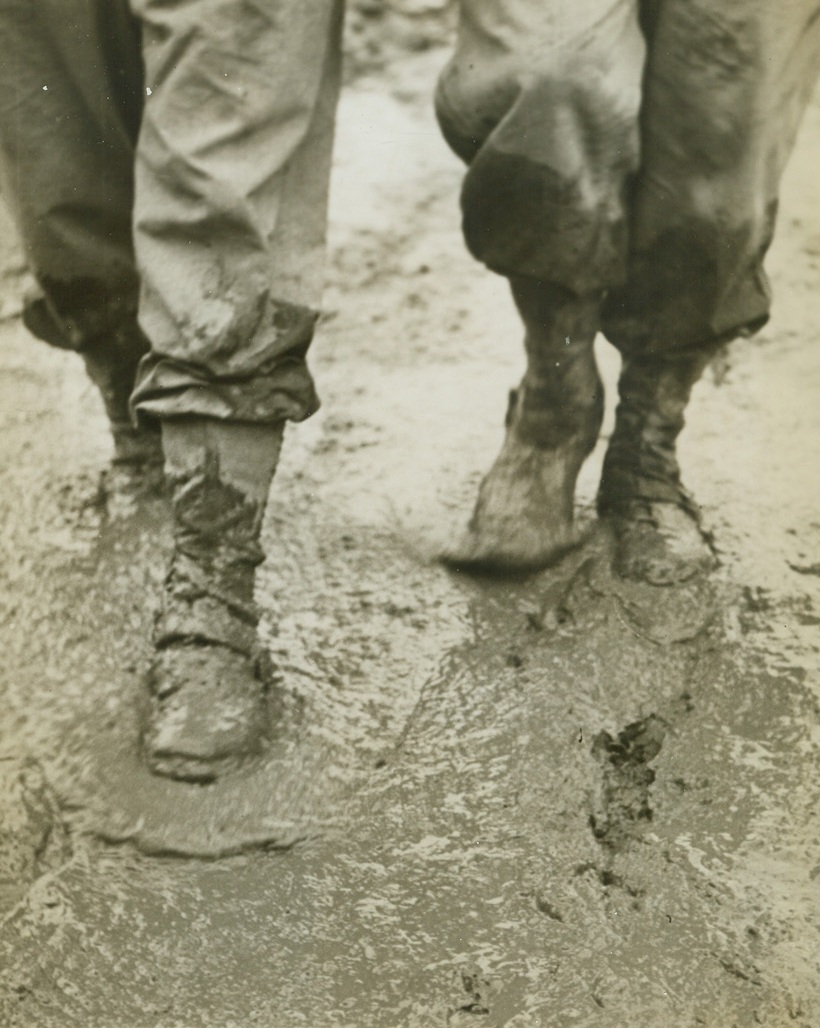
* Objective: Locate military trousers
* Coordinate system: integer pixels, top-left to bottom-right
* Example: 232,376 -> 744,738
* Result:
437,0 -> 820,355
0,0 -> 344,424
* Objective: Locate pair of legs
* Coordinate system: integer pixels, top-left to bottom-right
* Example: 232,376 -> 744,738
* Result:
436,0 -> 820,581
2,0 -> 819,780
448,280 -> 716,585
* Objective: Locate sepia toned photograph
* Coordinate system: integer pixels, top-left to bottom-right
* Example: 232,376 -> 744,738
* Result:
1,1 -> 819,1025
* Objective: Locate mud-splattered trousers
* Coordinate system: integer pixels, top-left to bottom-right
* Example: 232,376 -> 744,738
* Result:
0,0 -> 344,425
437,0 -> 820,358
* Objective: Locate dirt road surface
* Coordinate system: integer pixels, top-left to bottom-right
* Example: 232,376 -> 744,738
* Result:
1,26 -> 819,1028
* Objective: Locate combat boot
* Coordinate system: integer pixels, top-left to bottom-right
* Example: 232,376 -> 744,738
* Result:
446,282 -> 603,572
143,418 -> 283,782
597,352 -> 716,584
80,323 -> 164,484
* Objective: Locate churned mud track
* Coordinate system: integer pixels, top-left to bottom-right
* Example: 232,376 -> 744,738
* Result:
1,43 -> 819,1028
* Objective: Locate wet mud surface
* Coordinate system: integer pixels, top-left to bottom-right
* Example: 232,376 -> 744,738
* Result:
1,39 -> 820,1028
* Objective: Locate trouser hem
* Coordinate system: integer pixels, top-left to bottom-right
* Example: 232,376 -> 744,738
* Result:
131,354 -> 320,427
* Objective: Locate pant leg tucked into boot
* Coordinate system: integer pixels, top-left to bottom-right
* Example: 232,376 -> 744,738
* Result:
144,431 -> 279,782
597,354 -> 716,585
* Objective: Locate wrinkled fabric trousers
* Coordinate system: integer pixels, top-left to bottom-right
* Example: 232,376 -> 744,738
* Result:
0,0 -> 344,424
2,1 -> 819,423
437,0 -> 820,356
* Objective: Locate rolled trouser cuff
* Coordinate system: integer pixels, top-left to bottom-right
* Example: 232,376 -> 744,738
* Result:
131,353 -> 320,425
437,70 -> 640,293
131,300 -> 321,426
435,0 -> 645,291
601,217 -> 774,359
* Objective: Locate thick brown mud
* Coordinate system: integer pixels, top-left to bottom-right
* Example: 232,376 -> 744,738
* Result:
1,35 -> 819,1028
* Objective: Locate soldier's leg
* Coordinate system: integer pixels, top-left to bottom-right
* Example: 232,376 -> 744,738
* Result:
144,417 -> 285,781
436,0 -> 645,571
600,0 -> 820,583
447,281 -> 604,571
0,0 -> 160,470
128,0 -> 344,780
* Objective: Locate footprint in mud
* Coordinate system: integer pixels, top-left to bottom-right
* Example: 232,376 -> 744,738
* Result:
605,573 -> 719,645
0,758 -> 72,913
447,967 -> 497,1025
589,715 -> 668,852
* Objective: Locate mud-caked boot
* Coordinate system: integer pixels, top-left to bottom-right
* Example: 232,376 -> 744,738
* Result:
597,353 -> 717,585
143,419 -> 284,783
445,283 -> 604,573
81,324 -> 164,494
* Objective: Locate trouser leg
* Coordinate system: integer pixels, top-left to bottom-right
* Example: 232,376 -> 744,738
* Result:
129,0 -> 345,427
128,0 -> 345,778
436,0 -> 644,293
0,0 -> 158,464
0,0 -> 142,335
598,0 -> 820,582
436,0 -> 642,570
604,0 -> 820,356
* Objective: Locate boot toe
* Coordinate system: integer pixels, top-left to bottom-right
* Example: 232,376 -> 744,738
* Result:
143,644 -> 269,782
609,502 -> 716,586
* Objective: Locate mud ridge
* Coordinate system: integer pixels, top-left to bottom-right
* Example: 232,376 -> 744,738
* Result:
0,758 -> 73,916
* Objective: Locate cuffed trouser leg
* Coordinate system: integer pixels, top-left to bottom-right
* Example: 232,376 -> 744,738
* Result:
437,0 -> 820,356
0,0 -> 143,348
602,0 -> 820,357
435,0 -> 645,295
129,0 -> 345,426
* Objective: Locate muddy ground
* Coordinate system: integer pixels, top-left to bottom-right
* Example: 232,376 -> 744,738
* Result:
1,21 -> 819,1028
